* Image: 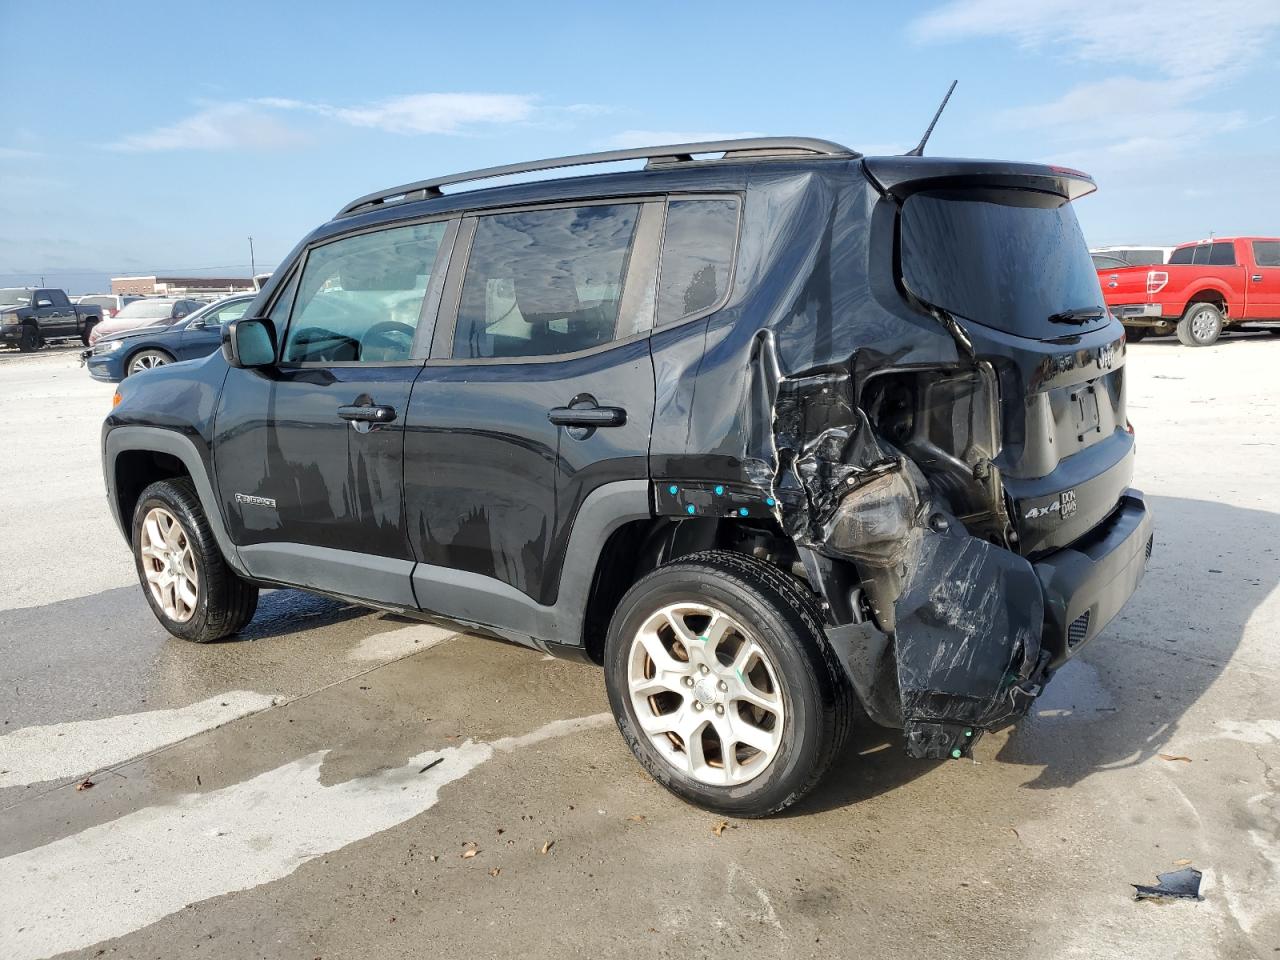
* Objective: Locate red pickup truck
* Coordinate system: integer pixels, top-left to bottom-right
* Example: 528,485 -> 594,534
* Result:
1099,236 -> 1280,345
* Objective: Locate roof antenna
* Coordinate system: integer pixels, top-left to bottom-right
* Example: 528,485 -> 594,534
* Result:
905,80 -> 958,157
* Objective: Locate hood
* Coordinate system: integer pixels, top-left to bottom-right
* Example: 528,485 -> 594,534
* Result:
90,317 -> 174,345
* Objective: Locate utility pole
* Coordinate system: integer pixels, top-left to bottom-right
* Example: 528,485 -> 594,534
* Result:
248,236 -> 256,277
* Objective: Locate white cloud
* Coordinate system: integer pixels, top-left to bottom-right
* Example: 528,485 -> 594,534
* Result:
0,146 -> 41,160
107,103 -> 307,153
909,0 -> 1280,161
605,130 -> 765,149
111,93 -> 545,152
910,0 -> 1280,82
328,93 -> 536,134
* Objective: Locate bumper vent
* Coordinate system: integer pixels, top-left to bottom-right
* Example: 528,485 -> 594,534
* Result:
1145,535 -> 1154,559
1067,611 -> 1091,649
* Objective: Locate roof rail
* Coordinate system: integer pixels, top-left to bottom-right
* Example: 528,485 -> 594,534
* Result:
335,136 -> 858,218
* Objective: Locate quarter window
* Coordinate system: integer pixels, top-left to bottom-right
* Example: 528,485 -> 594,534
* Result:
1168,247 -> 1194,265
656,199 -> 739,326
1252,241 -> 1280,267
452,204 -> 640,360
282,221 -> 448,363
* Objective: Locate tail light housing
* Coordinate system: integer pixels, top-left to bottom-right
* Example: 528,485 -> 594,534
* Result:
1146,271 -> 1168,294
108,308 -> 118,317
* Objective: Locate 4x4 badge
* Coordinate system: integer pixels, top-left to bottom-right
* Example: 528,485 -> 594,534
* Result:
1025,489 -> 1076,521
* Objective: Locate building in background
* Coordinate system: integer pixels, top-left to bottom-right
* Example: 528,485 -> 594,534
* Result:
110,275 -> 255,297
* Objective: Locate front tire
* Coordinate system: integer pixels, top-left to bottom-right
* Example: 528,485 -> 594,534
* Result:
18,324 -> 39,352
1177,303 -> 1224,346
603,550 -> 854,817
132,478 -> 258,642
126,348 -> 174,377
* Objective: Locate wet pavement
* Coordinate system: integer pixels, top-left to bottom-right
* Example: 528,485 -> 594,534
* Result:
2,340 -> 1279,959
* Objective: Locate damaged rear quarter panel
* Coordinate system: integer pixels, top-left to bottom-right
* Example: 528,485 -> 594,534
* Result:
652,161 -> 1066,759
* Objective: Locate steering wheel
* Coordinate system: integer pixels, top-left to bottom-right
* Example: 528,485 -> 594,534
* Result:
286,327 -> 361,362
360,320 -> 417,361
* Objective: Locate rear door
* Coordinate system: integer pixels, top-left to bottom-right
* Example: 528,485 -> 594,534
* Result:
212,218 -> 456,606
405,199 -> 659,625
1246,240 -> 1280,319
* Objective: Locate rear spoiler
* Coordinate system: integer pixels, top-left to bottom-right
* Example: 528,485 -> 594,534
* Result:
862,156 -> 1097,203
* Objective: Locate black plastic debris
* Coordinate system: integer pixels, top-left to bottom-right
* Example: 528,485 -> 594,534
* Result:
1132,867 -> 1203,902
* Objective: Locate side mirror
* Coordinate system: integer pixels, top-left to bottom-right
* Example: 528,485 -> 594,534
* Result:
222,318 -> 277,368
188,318 -> 206,329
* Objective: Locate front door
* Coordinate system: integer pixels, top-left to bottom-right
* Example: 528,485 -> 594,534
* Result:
212,218 -> 455,607
405,201 -> 659,625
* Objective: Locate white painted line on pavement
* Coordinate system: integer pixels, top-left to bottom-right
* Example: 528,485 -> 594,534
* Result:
0,691 -> 278,789
0,712 -> 611,960
346,623 -> 458,661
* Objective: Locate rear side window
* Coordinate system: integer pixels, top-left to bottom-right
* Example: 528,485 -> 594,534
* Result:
453,204 -> 639,360
1208,242 -> 1236,266
656,199 -> 739,326
1254,241 -> 1280,267
283,221 -> 448,363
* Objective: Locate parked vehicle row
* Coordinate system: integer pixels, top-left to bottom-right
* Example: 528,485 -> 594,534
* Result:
102,137 -> 1152,816
1100,236 -> 1280,345
83,295 -> 253,381
88,298 -> 206,345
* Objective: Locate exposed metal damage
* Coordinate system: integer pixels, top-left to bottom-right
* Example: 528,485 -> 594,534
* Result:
750,330 -> 1050,760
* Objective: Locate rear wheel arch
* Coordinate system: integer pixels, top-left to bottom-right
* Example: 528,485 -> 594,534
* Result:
1184,288 -> 1228,316
580,515 -> 810,663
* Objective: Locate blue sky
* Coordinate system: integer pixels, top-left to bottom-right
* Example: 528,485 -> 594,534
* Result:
2,0 -> 1278,292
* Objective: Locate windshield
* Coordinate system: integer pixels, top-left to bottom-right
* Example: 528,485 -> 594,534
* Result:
116,300 -> 175,320
900,189 -> 1108,339
0,288 -> 32,306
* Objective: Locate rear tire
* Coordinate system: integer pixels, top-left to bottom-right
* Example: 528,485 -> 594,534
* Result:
132,478 -> 258,642
1123,325 -> 1147,343
17,323 -> 39,352
603,550 -> 854,817
1176,303 -> 1223,346
81,321 -> 97,346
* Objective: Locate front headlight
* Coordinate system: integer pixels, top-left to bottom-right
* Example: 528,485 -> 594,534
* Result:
93,339 -> 125,354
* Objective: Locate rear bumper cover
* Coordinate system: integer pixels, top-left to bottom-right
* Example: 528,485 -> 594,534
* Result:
1112,303 -> 1164,321
825,489 -> 1152,759
1034,488 -> 1152,667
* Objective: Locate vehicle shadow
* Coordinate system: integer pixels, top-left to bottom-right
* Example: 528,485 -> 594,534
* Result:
796,494 -> 1271,809
1134,329 -> 1279,348
229,588 -> 370,641
0,343 -> 86,364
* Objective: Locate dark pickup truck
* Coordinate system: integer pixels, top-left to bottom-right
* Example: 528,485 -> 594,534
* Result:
0,287 -> 104,351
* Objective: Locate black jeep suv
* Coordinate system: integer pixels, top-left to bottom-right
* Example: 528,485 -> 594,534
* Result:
103,137 -> 1152,816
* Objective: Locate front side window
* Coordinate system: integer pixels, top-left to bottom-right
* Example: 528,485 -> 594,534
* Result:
204,299 -> 251,326
1254,241 -> 1280,267
453,204 -> 639,360
282,221 -> 448,363
656,198 -> 739,326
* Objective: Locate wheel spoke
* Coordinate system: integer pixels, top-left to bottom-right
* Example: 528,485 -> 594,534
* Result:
139,506 -> 200,624
625,600 -> 785,788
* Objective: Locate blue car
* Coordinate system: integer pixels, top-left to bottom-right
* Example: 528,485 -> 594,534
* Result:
82,295 -> 254,381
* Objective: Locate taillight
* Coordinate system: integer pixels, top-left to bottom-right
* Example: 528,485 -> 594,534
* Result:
109,308 -> 118,317
1146,271 -> 1168,294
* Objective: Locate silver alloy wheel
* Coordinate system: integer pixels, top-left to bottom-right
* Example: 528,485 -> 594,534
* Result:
129,351 -> 169,375
1191,308 -> 1219,342
139,506 -> 199,623
627,602 -> 785,786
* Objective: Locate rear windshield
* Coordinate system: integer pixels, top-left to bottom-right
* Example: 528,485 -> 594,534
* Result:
116,300 -> 174,320
900,189 -> 1107,339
